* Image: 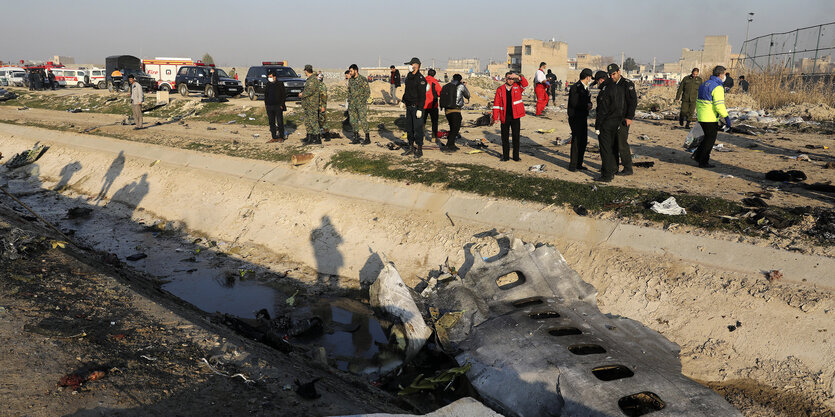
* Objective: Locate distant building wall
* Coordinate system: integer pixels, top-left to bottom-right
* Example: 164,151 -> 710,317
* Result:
446,58 -> 481,74
53,56 -> 75,65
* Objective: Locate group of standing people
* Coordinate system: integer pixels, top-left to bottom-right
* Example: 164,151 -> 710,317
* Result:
27,69 -> 56,91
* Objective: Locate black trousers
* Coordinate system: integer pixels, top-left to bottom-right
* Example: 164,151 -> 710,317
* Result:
500,118 -> 521,159
615,122 -> 633,171
422,107 -> 439,138
695,121 -> 719,165
597,119 -> 620,179
406,106 -> 425,147
550,85 -> 558,103
568,116 -> 588,169
444,111 -> 462,146
265,104 -> 285,139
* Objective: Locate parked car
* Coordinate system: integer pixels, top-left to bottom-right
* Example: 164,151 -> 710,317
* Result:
174,64 -> 243,98
105,55 -> 155,92
0,67 -> 27,87
244,62 -> 305,101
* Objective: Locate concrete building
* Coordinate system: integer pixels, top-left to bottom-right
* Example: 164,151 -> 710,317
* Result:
53,56 -> 75,65
487,60 -> 508,77
446,58 -> 481,74
360,66 -> 409,78
504,39 -> 569,84
799,56 -> 833,73
662,35 -> 741,74
576,53 -> 603,71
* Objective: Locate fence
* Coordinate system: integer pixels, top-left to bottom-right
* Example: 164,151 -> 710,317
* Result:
738,22 -> 835,76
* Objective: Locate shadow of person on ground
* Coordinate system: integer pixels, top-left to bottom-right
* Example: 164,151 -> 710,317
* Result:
108,173 -> 150,216
95,151 -> 125,203
55,161 -> 82,191
310,215 -> 344,287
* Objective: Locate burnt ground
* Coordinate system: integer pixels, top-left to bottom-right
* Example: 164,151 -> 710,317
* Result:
0,203 -> 409,417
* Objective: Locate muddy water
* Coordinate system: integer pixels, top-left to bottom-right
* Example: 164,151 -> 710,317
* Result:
1,175 -> 401,377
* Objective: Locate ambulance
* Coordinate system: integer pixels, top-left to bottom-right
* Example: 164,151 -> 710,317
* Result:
85,68 -> 107,89
0,67 -> 27,87
51,68 -> 88,87
142,57 -> 194,91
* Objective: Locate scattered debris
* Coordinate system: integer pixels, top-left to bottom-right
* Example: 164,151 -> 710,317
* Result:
573,205 -> 588,216
742,197 -> 768,208
66,207 -> 93,219
528,164 -> 545,172
291,153 -> 315,166
226,120 -> 236,124
536,128 -> 555,134
634,161 -> 655,168
206,127 -> 216,131
765,270 -> 783,282
369,262 -> 432,360
5,144 -> 49,168
727,320 -> 743,332
385,143 -> 401,151
555,138 -> 571,146
466,150 -> 482,155
66,108 -> 82,113
650,197 -> 687,215
637,134 -> 650,140
712,143 -> 733,152
765,170 -> 806,182
397,363 -> 472,396
294,378 -> 322,399
252,134 -> 260,138
285,290 -> 299,306
126,253 -> 147,261
471,113 -> 491,127
720,174 -> 735,179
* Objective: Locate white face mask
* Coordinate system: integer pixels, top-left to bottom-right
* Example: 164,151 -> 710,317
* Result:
268,77 -> 275,83
720,75 -> 726,83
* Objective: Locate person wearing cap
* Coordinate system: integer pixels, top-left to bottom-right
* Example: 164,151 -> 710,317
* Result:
533,62 -> 549,116
347,64 -> 371,145
401,57 -> 427,158
423,68 -> 442,143
264,70 -> 287,143
607,63 -> 637,176
593,69 -> 621,182
317,71 -> 330,141
675,68 -> 702,129
694,65 -> 731,168
389,65 -> 401,105
491,71 -> 529,161
300,64 -> 323,145
567,68 -> 594,171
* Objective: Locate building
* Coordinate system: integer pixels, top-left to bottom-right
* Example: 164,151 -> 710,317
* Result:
487,60 -> 508,77
53,56 -> 75,65
446,58 -> 481,74
799,56 -> 833,73
504,39 -> 569,84
576,53 -> 603,70
360,66 -> 409,78
662,35 -> 741,74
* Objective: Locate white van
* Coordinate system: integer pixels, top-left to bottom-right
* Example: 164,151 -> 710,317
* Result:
0,67 -> 27,87
51,69 -> 87,87
85,68 -> 106,89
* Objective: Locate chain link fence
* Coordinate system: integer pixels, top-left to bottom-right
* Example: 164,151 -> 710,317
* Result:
739,22 -> 835,78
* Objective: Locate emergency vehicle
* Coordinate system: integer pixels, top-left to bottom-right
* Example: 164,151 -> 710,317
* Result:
142,57 -> 194,92
51,68 -> 88,87
0,67 -> 27,87
85,68 -> 107,89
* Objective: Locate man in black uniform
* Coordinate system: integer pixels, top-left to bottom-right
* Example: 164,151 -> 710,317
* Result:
607,64 -> 637,176
209,67 -> 220,97
401,57 -> 427,158
567,68 -> 594,171
546,69 -> 557,105
264,71 -> 287,143
593,70 -> 622,182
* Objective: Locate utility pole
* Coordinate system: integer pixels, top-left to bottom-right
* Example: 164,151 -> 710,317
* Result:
620,52 -> 624,69
652,57 -> 656,74
741,12 -> 754,70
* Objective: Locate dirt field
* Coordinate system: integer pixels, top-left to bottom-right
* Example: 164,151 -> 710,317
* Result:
1,84 -> 834,416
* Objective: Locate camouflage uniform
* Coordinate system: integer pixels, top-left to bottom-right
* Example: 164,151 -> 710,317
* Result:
347,75 -> 370,134
300,74 -> 322,135
317,80 -> 328,134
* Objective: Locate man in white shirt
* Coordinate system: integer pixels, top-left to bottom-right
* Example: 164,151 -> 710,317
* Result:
128,74 -> 144,130
533,62 -> 548,116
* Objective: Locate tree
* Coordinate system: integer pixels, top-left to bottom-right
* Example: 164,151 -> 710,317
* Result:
201,53 -> 215,65
623,57 -> 639,73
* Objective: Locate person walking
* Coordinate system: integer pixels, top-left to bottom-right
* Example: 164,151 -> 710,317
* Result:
567,68 -> 594,171
440,73 -> 469,153
347,64 -> 371,145
400,58 -> 427,158
422,68 -> 442,143
491,71 -> 528,161
675,68 -> 702,129
546,69 -> 558,105
723,72 -> 734,92
533,62 -> 548,116
264,70 -> 287,143
694,65 -> 731,168
607,64 -> 637,176
300,64 -> 323,145
389,65 -> 401,105
593,69 -> 621,182
739,75 -> 749,92
317,72 -> 329,141
128,74 -> 144,130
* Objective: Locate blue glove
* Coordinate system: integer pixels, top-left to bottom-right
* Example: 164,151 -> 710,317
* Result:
724,116 -> 732,129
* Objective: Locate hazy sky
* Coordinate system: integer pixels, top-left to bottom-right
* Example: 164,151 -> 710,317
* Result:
1,0 -> 832,69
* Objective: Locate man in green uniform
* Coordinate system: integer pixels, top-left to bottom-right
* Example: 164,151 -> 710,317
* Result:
675,68 -> 702,129
347,64 -> 371,145
317,72 -> 329,141
300,64 -> 322,145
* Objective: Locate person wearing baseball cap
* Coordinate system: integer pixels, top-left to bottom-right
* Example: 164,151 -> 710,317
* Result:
607,63 -> 638,176
400,57 -> 427,158
566,68 -> 594,171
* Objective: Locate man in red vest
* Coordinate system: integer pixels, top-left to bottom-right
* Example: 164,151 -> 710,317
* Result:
492,71 -> 528,161
423,68 -> 442,142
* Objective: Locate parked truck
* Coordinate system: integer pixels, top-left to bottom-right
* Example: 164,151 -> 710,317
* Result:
105,55 -> 155,92
142,57 -> 193,92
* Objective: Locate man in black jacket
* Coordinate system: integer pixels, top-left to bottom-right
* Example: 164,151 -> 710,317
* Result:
401,57 -> 427,158
208,67 -> 220,97
593,70 -> 621,182
567,68 -> 593,171
608,64 -> 637,176
389,65 -> 401,105
264,71 -> 287,143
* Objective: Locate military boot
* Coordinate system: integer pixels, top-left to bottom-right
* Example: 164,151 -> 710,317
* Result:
414,146 -> 423,158
323,130 -> 331,142
362,133 -> 371,145
685,120 -> 691,129
351,132 -> 361,144
678,114 -> 684,127
312,134 -> 322,145
401,141 -> 414,156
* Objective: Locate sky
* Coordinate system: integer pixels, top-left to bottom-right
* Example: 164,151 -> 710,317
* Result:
1,0 -> 832,69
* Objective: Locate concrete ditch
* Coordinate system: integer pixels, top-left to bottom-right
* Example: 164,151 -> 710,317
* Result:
2,123 -> 834,415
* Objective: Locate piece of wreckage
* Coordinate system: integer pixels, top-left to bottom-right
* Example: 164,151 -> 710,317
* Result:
380,237 -> 741,417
